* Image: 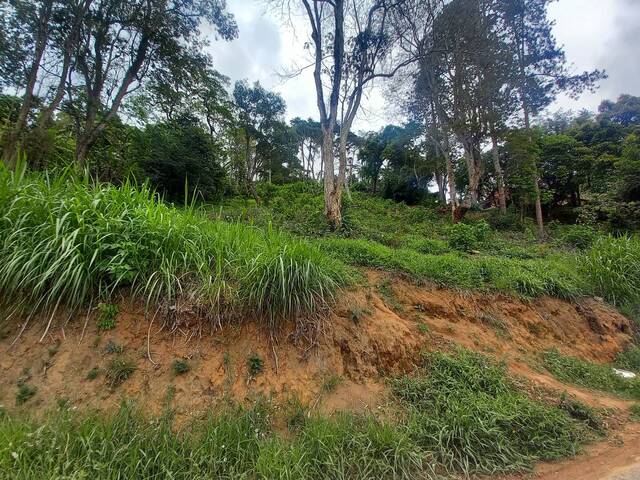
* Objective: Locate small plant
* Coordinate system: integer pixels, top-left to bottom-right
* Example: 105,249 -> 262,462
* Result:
447,220 -> 491,252
247,354 -> 264,377
86,367 -> 100,380
418,322 -> 429,334
172,359 -> 190,376
321,374 -> 342,393
630,404 -> 640,421
97,303 -> 119,331
349,306 -> 371,325
104,340 -> 123,354
16,384 -> 37,405
559,394 -> 606,433
105,358 -> 137,388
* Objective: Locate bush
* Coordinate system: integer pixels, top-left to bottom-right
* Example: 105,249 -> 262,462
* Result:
448,220 -> 491,252
400,235 -> 449,255
486,210 -> 525,231
616,347 -> 640,373
392,351 -> 590,474
560,225 -> 597,250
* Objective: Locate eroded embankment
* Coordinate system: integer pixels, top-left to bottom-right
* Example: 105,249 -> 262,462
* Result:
0,272 -> 635,422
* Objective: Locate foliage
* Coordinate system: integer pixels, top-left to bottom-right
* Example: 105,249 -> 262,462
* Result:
581,235 -> 640,306
448,220 -> 491,252
0,166 -> 346,330
392,350 -> 590,475
247,354 -> 264,377
97,303 -> 118,331
543,350 -> 640,399
0,402 -> 423,480
559,225 -> 598,250
105,358 -> 137,388
172,359 -> 191,376
15,385 -> 37,406
616,347 -> 640,373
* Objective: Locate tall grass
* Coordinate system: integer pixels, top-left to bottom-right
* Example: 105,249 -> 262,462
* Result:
0,164 -> 346,328
392,351 -> 592,475
0,403 -> 424,480
581,235 -> 640,307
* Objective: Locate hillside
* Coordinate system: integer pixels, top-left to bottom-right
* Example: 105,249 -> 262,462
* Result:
1,173 -> 640,479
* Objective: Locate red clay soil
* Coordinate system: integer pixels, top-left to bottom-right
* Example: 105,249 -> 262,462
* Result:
0,272 -> 638,478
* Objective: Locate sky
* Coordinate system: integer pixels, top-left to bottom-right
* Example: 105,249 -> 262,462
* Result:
207,0 -> 640,133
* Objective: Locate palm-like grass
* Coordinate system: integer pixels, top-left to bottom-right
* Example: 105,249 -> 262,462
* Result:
0,163 -> 346,328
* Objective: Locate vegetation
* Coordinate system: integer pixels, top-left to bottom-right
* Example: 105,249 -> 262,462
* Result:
15,385 -> 37,406
172,359 -> 191,376
392,351 -> 592,475
0,165 -> 345,331
543,350 -> 640,399
105,358 -> 137,388
0,350 -> 607,479
97,303 -> 118,331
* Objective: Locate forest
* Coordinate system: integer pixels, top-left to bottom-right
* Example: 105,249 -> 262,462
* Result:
1,0 -> 640,479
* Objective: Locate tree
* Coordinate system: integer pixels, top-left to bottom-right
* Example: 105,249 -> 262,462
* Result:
232,80 -> 287,196
291,117 -> 322,179
598,95 -> 640,127
498,0 -> 605,239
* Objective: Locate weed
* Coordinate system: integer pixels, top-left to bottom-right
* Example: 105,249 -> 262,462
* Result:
558,394 -> 606,434
16,384 -> 37,406
86,367 -> 100,380
321,374 -> 342,394
348,306 -> 371,325
105,358 -> 137,388
479,312 -> 511,339
104,340 -> 123,355
247,354 -> 264,377
97,303 -> 118,330
172,359 -> 190,376
418,322 -> 429,334
543,350 -> 640,399
630,404 -> 640,421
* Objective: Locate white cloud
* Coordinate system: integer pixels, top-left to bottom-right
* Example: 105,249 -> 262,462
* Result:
209,0 -> 640,129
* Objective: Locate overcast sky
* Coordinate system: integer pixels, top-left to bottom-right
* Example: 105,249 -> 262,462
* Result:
208,0 -> 640,132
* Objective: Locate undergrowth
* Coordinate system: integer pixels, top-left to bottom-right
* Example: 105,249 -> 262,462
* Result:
391,350 -> 592,475
543,349 -> 640,399
0,164 -> 346,330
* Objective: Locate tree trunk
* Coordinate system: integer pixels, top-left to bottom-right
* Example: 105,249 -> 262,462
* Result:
459,137 -> 482,207
322,128 -> 341,230
3,0 -> 54,168
435,172 -> 446,203
490,130 -> 507,214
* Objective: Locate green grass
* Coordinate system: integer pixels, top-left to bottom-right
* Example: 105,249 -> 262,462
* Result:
0,165 -> 346,331
391,350 -> 594,475
15,385 -> 37,406
543,350 -> 640,399
0,402 -> 423,480
316,237 -> 587,299
172,359 -> 191,376
616,346 -> 640,373
105,357 -> 137,388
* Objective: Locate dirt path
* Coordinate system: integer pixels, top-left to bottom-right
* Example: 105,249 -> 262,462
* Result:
502,423 -> 640,480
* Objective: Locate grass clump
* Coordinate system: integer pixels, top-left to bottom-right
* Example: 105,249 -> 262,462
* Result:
447,220 -> 491,252
105,358 -> 137,388
0,167 -> 345,331
630,404 -> 640,421
581,235 -> 640,307
172,359 -> 190,376
543,349 -> 640,399
104,339 -> 123,355
392,350 -> 590,475
86,367 -> 100,381
0,402 -> 422,479
15,385 -> 37,406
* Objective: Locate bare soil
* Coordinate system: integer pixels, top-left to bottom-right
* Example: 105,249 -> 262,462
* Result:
1,271 -> 638,478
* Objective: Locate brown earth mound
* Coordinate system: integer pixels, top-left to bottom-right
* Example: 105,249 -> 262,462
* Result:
0,272 -> 635,421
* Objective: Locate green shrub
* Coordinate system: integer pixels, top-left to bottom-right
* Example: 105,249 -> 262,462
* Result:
172,359 -> 190,376
15,384 -> 37,406
543,350 -> 640,399
400,235 -> 449,255
581,235 -> 640,306
247,354 -> 264,377
97,303 -> 118,330
486,210 -> 525,231
448,220 -> 491,252
392,350 -> 589,475
560,225 -> 597,250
